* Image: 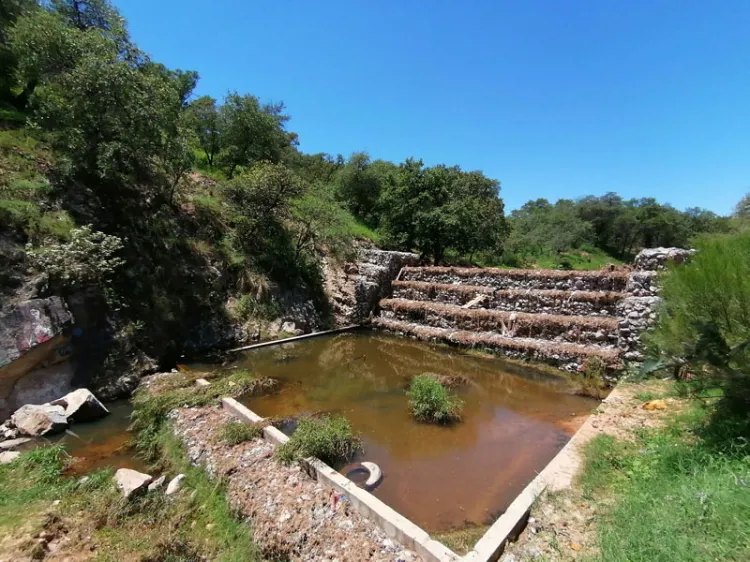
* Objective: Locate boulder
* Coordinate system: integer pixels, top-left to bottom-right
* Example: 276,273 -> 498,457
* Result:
11,404 -> 68,436
0,437 -> 31,451
147,475 -> 166,492
165,474 -> 186,496
281,321 -> 297,334
0,451 -> 20,464
114,468 -> 152,499
51,388 -> 109,423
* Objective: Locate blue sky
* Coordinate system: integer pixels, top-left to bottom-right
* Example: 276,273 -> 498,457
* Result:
117,0 -> 750,214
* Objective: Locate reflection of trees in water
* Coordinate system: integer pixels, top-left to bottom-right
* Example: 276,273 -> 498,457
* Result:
315,334 -> 377,382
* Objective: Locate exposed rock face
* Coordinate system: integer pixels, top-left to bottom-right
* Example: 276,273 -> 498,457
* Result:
0,297 -> 73,368
51,388 -> 109,423
354,250 -> 420,322
114,468 -> 152,498
11,404 -> 68,436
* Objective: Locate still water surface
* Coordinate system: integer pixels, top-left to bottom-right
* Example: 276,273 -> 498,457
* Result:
230,331 -> 596,533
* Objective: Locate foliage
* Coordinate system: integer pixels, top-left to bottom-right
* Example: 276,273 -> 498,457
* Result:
218,420 -> 264,445
579,403 -> 750,562
506,198 -> 593,257
275,415 -> 362,466
26,224 -> 124,289
646,231 -> 750,410
407,374 -> 464,424
379,159 -> 507,264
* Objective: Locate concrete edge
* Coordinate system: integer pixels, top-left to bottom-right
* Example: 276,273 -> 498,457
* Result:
220,397 -> 459,562
225,326 -> 361,353
461,386 -> 628,562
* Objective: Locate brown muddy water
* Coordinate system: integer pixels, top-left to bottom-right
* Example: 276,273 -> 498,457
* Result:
48,400 -> 144,475
225,331 -> 597,534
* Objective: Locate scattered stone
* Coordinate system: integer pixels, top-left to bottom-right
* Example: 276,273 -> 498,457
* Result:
11,404 -> 68,436
570,541 -> 583,551
0,451 -> 20,464
114,468 -> 153,499
147,475 -> 166,492
0,437 -> 31,450
0,421 -> 18,440
165,474 -> 186,495
643,399 -> 668,411
51,388 -> 109,423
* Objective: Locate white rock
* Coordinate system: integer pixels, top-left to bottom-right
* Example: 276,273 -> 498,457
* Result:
114,468 -> 152,499
0,437 -> 31,451
11,404 -> 68,436
281,321 -> 296,334
147,475 -> 166,492
165,474 -> 186,495
0,451 -> 20,464
51,388 -> 109,423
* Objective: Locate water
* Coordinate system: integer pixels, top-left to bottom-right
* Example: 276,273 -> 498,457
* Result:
47,400 -> 145,475
227,331 -> 596,533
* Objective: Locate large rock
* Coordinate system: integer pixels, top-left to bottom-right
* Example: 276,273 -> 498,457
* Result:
11,404 -> 68,436
51,388 -> 109,423
165,474 -> 186,496
114,468 -> 152,498
0,451 -> 20,464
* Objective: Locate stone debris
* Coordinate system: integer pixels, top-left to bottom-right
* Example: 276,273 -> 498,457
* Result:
0,437 -> 31,450
165,474 -> 186,495
11,404 -> 68,436
171,406 -> 421,562
114,468 -> 153,499
0,450 -> 20,464
51,388 -> 110,423
147,475 -> 166,492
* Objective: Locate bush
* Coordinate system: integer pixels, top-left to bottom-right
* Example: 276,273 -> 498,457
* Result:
646,232 -> 750,409
407,374 -> 463,424
218,420 -> 263,445
275,415 -> 362,466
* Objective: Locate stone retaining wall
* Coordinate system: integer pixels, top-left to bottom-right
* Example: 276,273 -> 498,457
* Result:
401,267 -> 629,293
354,250 -> 420,322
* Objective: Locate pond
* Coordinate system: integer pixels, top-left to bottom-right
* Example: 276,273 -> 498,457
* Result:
225,330 -> 596,533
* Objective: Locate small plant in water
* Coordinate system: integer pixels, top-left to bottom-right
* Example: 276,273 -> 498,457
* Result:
218,420 -> 264,445
407,374 -> 464,424
577,356 -> 608,399
276,415 -> 362,466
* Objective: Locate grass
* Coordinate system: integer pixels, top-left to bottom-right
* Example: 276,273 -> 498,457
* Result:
218,420 -> 264,445
576,356 -> 608,399
348,219 -> 381,244
0,435 -> 259,561
579,402 -> 750,561
407,374 -> 464,424
276,415 -> 362,466
433,525 -> 489,555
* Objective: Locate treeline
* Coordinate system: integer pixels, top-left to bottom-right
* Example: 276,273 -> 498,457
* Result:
505,194 -> 730,265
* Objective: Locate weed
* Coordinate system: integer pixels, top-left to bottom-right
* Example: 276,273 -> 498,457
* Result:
577,356 -> 608,399
218,420 -> 264,445
275,415 -> 362,466
407,374 -> 464,424
433,525 -> 489,555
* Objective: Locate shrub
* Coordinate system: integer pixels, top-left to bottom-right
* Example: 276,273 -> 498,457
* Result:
646,232 -> 750,409
26,225 -> 125,290
275,415 -> 362,466
218,420 -> 263,445
407,374 -> 464,424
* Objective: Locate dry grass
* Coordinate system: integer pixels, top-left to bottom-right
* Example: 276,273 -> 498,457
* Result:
374,317 -> 621,365
401,266 -> 630,281
392,280 -> 624,304
380,298 -> 618,331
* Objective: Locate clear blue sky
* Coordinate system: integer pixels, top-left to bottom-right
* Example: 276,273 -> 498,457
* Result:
117,0 -> 750,215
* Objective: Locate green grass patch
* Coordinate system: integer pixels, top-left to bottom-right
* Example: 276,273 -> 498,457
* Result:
407,374 -> 464,424
433,525 -> 489,555
348,219 -> 381,243
579,404 -> 750,561
218,420 -> 264,445
276,415 -> 362,466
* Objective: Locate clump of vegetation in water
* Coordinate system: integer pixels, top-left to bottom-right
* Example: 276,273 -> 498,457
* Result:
275,415 -> 362,466
218,420 -> 264,445
577,356 -> 608,399
407,374 -> 464,424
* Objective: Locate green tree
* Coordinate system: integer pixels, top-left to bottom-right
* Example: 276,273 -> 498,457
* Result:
506,198 -> 592,257
188,95 -> 221,168
218,92 -> 294,178
334,152 -> 396,226
291,182 -> 355,260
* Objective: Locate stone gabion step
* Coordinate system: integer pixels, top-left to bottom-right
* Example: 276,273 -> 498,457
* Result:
372,317 -> 621,372
400,266 -> 629,293
391,280 -> 623,317
379,299 -> 619,347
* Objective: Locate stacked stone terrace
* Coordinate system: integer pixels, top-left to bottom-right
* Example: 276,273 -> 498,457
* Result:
372,248 -> 693,373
